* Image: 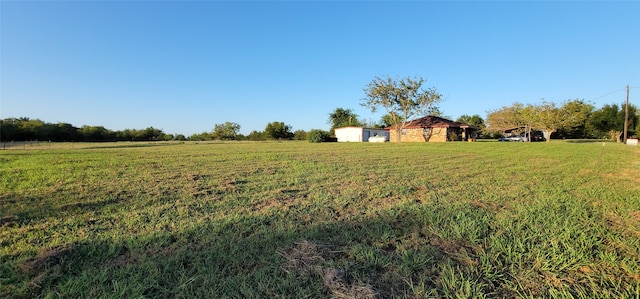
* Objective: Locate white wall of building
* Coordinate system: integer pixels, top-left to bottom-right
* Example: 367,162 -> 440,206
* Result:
335,127 -> 389,142
335,127 -> 364,142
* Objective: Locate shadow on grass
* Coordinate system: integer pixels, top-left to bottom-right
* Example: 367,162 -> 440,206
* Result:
3,203 -> 505,299
4,200 -> 637,298
564,139 -> 608,143
0,192 -> 134,225
83,142 -> 178,150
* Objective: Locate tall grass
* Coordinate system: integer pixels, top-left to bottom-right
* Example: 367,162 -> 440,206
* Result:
1,141 -> 638,298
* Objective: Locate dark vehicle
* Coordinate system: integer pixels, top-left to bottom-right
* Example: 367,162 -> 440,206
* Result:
499,132 -> 545,142
531,134 -> 546,142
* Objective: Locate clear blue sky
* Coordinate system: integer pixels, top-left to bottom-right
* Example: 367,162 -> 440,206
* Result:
2,1 -> 638,136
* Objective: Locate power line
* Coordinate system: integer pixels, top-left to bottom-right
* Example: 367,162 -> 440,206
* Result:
589,86 -> 638,104
590,88 -> 627,102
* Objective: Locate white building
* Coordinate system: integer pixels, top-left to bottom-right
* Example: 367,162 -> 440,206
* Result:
334,127 -> 390,142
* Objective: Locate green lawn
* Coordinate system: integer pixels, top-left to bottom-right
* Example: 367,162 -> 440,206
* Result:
1,141 -> 639,298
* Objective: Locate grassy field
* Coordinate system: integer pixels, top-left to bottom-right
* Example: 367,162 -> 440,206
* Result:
1,141 -> 639,298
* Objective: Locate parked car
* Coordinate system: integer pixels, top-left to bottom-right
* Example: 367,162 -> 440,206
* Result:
499,135 -> 528,142
531,135 -> 546,142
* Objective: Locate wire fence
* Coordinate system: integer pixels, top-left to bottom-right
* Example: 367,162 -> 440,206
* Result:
1,141 -> 58,150
0,141 -> 188,150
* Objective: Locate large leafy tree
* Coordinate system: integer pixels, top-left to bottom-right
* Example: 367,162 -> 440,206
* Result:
361,76 -> 443,142
327,108 -> 362,132
554,100 -> 594,139
3,117 -> 48,141
485,103 -> 534,137
487,100 -> 594,142
530,100 -> 591,142
264,121 -> 294,140
49,123 -> 80,141
587,103 -> 638,141
212,122 -> 241,140
247,130 -> 266,141
380,112 -> 396,128
140,127 -> 165,140
293,130 -> 307,141
456,114 -> 486,136
79,125 -> 115,141
307,129 -> 331,143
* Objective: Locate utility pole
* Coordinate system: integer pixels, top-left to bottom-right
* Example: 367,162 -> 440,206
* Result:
623,85 -> 629,144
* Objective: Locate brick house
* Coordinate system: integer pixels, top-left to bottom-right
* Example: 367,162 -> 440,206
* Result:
386,115 -> 477,142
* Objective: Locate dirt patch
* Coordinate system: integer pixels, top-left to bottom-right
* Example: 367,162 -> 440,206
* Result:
253,189 -> 303,214
281,240 -> 376,299
185,174 -> 220,198
468,200 -> 505,213
429,237 -> 479,268
631,211 -> 640,222
1,215 -> 19,227
192,188 -> 216,198
18,244 -> 74,275
223,178 -> 236,188
105,250 -> 140,269
186,173 -> 202,181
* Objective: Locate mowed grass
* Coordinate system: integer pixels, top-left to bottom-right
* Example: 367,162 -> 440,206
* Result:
1,141 -> 639,298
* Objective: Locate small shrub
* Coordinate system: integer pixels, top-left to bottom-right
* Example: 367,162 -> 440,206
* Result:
448,132 -> 460,142
307,129 -> 330,143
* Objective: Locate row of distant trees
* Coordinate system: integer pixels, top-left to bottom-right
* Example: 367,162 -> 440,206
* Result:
0,118 -> 177,142
2,76 -> 636,143
3,101 -> 636,143
188,121 -> 308,141
0,118 -> 311,142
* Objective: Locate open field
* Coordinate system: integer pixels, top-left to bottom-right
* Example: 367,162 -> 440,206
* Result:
1,141 -> 639,298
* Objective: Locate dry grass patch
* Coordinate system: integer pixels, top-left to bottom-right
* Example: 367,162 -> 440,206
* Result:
252,188 -> 303,215
322,267 -> 376,299
15,243 -> 76,294
281,240 -> 327,275
281,240 -> 376,299
605,211 -> 640,239
429,237 -> 479,268
1,215 -> 19,227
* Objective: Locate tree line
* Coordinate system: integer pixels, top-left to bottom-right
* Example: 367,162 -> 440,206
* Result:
0,118 -> 177,142
188,121 -> 308,141
3,102 -> 636,144
0,118 -> 309,142
3,76 -> 636,143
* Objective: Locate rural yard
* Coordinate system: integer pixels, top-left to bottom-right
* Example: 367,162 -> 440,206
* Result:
1,141 -> 639,298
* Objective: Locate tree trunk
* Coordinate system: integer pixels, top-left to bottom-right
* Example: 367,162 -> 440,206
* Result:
543,130 -> 554,142
608,130 -> 622,142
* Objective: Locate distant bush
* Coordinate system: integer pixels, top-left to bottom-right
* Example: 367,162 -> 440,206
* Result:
307,129 -> 330,143
293,130 -> 307,141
